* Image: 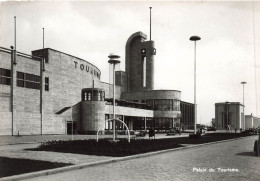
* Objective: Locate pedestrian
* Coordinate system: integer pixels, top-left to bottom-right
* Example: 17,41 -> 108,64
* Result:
149,128 -> 155,140
235,128 -> 237,133
227,125 -> 230,133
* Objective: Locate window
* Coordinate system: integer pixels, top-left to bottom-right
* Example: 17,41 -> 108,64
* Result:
154,118 -> 173,130
87,92 -> 91,100
45,77 -> 49,91
0,68 -> 11,85
98,92 -> 101,101
154,99 -> 173,111
17,71 -> 40,90
173,100 -> 180,111
142,56 -> 146,87
84,92 -> 87,101
146,99 -> 154,109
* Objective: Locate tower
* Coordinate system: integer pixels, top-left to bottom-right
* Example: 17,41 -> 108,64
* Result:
125,32 -> 156,92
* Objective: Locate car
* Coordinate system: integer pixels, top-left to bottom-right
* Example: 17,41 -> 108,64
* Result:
242,128 -> 258,135
207,127 -> 216,131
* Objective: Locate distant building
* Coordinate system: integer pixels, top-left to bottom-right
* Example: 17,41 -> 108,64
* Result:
245,114 -> 260,129
215,102 -> 245,130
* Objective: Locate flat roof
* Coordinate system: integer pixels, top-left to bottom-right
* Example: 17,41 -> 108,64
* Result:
32,48 -> 101,73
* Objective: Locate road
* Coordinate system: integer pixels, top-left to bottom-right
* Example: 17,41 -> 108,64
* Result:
23,136 -> 260,181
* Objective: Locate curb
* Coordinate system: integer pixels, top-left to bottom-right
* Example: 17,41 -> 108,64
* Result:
0,135 -> 255,181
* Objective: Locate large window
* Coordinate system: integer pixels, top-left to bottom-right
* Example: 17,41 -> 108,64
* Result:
154,118 -> 173,130
173,100 -> 180,111
154,99 -> 173,111
17,71 -> 40,90
0,68 -> 11,85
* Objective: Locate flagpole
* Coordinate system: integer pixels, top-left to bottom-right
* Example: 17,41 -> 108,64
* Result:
43,28 -> 44,49
149,7 -> 152,41
14,16 -> 16,50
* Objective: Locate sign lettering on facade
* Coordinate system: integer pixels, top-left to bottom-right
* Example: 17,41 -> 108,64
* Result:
74,61 -> 100,79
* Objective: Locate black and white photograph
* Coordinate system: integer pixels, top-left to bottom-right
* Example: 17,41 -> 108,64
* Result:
0,0 -> 260,180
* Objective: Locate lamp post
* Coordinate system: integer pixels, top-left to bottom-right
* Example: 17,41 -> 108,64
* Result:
190,36 -> 201,134
108,54 -> 120,141
241,81 -> 247,129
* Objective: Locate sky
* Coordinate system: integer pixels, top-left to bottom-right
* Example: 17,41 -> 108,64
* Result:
0,1 -> 259,125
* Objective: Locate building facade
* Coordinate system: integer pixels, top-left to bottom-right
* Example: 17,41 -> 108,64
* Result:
180,101 -> 195,130
245,115 -> 260,129
215,102 -> 245,130
0,31 -> 194,135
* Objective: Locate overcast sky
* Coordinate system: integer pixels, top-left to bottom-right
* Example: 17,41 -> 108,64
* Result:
0,1 -> 259,125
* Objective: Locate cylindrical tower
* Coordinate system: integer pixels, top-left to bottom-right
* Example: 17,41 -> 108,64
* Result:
78,88 -> 105,134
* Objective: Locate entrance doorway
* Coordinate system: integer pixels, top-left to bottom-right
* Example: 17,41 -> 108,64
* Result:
67,121 -> 76,135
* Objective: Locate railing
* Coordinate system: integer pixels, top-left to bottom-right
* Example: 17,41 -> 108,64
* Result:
96,118 -> 131,143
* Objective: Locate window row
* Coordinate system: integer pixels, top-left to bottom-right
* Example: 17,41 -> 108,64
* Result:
17,72 -> 41,82
140,99 -> 180,111
17,71 -> 40,90
17,80 -> 40,89
82,90 -> 105,101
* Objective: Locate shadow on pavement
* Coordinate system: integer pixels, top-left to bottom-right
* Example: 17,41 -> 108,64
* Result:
235,152 -> 255,157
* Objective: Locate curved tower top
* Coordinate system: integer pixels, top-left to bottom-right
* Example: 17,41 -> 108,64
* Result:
125,31 -> 156,92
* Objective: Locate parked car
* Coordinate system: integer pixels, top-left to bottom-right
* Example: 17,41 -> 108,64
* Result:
242,128 -> 258,135
135,130 -> 147,137
207,127 -> 216,131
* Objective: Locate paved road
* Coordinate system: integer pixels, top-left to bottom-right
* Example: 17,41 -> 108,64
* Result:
23,136 -> 260,181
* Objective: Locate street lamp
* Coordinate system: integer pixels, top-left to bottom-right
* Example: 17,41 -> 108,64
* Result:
225,101 -> 230,131
241,81 -> 247,129
108,53 -> 120,141
190,36 -> 201,134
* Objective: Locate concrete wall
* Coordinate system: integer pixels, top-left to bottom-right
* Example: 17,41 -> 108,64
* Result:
0,50 -> 43,135
253,117 -> 260,128
0,51 -> 12,135
0,47 -> 103,135
245,115 -> 253,129
100,82 -> 121,99
34,48 -> 102,134
215,102 -> 244,130
79,101 -> 105,134
125,32 -> 155,92
246,115 -> 260,129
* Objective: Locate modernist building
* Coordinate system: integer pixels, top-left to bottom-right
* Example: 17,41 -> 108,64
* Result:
215,102 -> 245,130
245,115 -> 260,129
0,31 -> 194,135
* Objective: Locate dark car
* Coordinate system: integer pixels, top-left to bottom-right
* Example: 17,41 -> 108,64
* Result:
207,127 -> 216,131
242,128 -> 258,135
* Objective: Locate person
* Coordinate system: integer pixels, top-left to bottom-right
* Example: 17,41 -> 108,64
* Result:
235,127 -> 237,133
227,125 -> 230,133
149,128 -> 155,140
240,128 -> 242,133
